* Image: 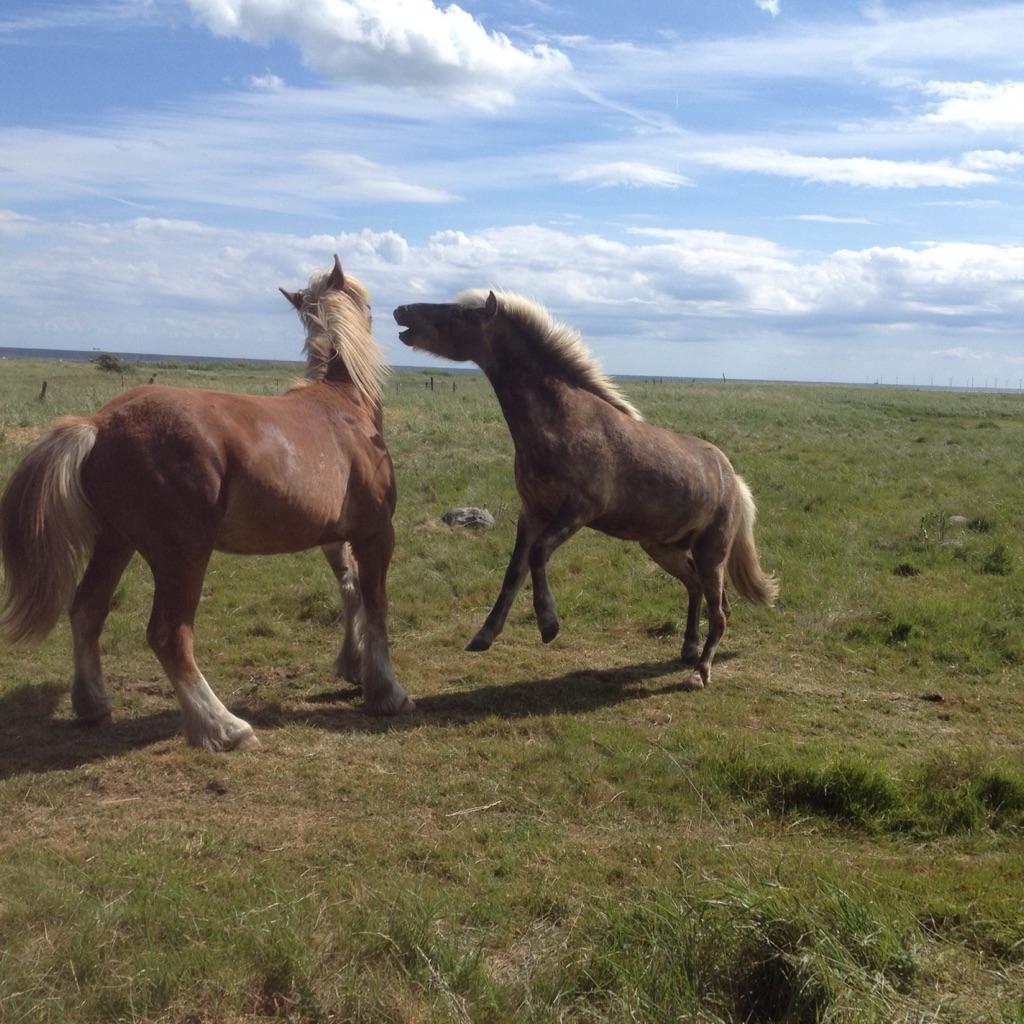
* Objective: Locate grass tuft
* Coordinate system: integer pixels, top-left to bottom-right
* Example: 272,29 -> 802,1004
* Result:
559,880 -> 920,1023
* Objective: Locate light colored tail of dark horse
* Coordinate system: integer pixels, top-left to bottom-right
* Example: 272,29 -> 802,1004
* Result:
0,418 -> 98,643
728,476 -> 778,606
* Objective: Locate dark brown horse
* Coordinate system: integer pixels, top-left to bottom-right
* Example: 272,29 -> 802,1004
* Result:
394,290 -> 777,689
0,257 -> 413,750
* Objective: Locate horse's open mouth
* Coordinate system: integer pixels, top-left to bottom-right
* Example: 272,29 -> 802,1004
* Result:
393,307 -> 415,345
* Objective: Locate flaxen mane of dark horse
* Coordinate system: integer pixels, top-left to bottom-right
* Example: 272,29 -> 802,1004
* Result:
0,257 -> 413,751
394,290 -> 777,689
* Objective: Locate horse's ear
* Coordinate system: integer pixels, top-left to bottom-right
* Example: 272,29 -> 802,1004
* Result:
484,291 -> 498,319
327,254 -> 346,292
279,287 -> 303,310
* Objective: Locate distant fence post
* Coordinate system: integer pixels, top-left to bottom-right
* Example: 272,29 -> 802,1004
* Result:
38,380 -> 47,401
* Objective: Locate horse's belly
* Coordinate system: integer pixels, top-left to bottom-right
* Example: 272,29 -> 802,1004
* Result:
215,480 -> 343,554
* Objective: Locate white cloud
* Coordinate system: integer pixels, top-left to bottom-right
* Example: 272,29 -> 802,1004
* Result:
4,216 -> 1023,383
186,0 -> 571,108
563,161 -> 693,189
753,0 -> 780,15
693,148 -> 993,189
921,81 -> 1024,131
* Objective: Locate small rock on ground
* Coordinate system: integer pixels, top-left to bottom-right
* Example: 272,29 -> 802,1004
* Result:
441,507 -> 495,529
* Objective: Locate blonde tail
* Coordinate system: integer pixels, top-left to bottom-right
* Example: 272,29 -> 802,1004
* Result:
728,476 -> 778,606
0,418 -> 99,643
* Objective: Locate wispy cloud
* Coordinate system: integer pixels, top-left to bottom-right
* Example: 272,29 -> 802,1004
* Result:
186,0 -> 571,108
693,148 -> 993,189
959,149 -> 1024,172
0,101 -> 458,212
248,72 -> 284,91
794,214 -> 872,224
0,1 -> 155,38
563,161 -> 692,189
753,0 -> 780,16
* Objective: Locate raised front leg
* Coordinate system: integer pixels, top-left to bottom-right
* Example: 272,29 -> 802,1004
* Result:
145,551 -> 257,751
466,511 -> 539,652
69,534 -> 135,724
323,542 -> 363,684
528,517 -> 582,644
349,526 -> 414,715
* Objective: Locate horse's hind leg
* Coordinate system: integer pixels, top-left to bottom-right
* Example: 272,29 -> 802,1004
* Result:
349,526 -> 414,715
467,510 -> 539,652
640,542 -> 703,666
323,542 -> 363,683
691,558 -> 728,690
69,533 -> 134,724
144,551 -> 257,750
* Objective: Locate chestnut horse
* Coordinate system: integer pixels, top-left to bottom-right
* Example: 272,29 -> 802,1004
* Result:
394,290 -> 777,689
0,257 -> 413,750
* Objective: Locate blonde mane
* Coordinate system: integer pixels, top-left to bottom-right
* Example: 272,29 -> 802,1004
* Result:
297,267 -> 387,404
456,290 -> 643,421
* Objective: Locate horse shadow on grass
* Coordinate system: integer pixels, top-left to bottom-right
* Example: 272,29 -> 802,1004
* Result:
0,654 -> 722,779
251,654 -> 721,734
0,679 -> 182,780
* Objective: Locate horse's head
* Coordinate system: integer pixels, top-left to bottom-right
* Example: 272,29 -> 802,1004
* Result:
281,256 -> 384,402
280,255 -> 372,333
393,291 -> 497,364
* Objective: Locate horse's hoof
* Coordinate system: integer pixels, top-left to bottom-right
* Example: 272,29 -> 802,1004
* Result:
539,619 -> 560,644
466,634 -> 492,652
680,671 -> 705,691
234,732 -> 260,751
332,653 -> 360,684
365,691 -> 415,715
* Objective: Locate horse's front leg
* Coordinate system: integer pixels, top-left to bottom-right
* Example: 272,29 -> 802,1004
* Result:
466,511 -> 538,651
528,515 -> 583,644
349,526 -> 414,715
323,542 -> 363,684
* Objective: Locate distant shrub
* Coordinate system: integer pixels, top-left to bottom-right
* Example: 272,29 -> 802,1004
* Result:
92,352 -> 128,374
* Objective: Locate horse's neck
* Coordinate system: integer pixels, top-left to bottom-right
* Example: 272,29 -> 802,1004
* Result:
308,375 -> 383,432
482,358 -> 569,441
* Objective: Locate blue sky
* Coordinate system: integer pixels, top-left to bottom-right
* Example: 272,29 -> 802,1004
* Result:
2,0 -> 1023,384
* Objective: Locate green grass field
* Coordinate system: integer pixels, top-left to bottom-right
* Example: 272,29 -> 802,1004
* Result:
1,356 -> 1022,1023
